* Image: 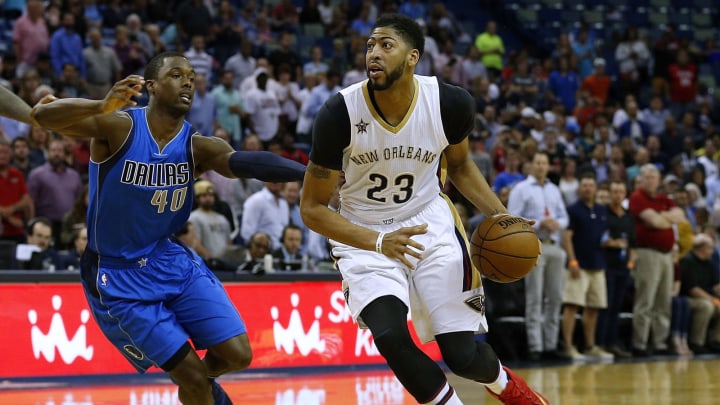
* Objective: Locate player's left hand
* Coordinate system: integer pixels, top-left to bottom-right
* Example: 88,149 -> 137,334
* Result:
30,94 -> 58,126
380,224 -> 428,269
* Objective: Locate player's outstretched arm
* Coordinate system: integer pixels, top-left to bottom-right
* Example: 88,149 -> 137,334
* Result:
0,85 -> 33,125
32,75 -> 144,137
193,135 -> 306,182
444,140 -> 507,216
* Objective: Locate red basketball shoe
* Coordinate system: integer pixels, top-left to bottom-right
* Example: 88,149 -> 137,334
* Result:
485,366 -> 550,404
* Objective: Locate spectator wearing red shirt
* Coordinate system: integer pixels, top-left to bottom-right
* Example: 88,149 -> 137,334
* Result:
668,49 -> 698,115
0,139 -> 34,242
581,58 -> 611,106
628,164 -> 687,356
279,132 -> 309,165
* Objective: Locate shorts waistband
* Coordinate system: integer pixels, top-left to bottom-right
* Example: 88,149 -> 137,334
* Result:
88,239 -> 173,269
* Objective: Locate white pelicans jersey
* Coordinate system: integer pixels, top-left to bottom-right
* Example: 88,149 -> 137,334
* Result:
310,75 -> 474,225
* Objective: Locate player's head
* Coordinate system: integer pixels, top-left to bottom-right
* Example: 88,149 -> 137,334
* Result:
366,13 -> 424,91
144,51 -> 195,115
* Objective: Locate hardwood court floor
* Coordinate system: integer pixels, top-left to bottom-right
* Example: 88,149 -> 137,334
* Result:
1,358 -> 719,404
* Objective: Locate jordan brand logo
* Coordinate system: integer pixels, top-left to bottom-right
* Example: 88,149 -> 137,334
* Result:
355,119 -> 369,134
28,295 -> 94,364
271,293 -> 325,356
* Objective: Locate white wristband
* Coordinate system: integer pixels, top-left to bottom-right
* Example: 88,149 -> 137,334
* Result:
375,232 -> 385,254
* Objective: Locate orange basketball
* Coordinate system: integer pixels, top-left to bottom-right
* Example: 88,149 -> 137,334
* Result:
470,214 -> 541,283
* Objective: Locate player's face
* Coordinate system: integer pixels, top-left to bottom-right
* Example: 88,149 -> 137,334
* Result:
149,56 -> 196,115
366,27 -> 409,91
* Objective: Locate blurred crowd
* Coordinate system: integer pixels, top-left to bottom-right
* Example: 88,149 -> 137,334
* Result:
1,0 -> 720,360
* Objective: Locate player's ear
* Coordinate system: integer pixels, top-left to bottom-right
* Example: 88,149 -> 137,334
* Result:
145,79 -> 155,95
407,48 -> 419,68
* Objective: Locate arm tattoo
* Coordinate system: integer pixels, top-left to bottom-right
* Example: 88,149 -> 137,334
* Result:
309,163 -> 331,179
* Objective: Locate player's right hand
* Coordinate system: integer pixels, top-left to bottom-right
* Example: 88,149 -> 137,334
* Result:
102,75 -> 145,114
380,224 -> 428,269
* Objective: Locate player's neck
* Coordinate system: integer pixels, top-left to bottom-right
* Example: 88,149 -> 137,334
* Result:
370,78 -> 416,126
146,106 -> 186,143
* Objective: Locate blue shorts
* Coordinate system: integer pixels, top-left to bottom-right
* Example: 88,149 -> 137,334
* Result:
80,239 -> 246,373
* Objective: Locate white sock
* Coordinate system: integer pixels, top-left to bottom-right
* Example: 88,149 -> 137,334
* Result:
427,381 -> 463,404
484,361 -> 508,395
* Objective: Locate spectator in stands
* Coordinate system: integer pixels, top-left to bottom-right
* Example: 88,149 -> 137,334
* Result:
302,69 -> 341,136
54,63 -> 88,98
83,27 -> 122,100
268,31 -> 302,82
572,27 -> 595,80
561,174 -> 613,360
100,0 -> 127,30
212,70 -> 244,148
474,20 -> 504,80
398,0 -> 426,20
548,56 -> 580,114
299,0 -> 323,25
12,0 -> 49,78
643,95 -> 672,138
303,45 -> 329,78
114,25 -> 147,78
679,233 -> 720,354
271,64 -> 302,134
241,182 -> 289,249
224,39 -> 256,89
668,49 -> 698,118
19,217 -> 60,270
188,180 -> 233,260
187,73 -> 216,137
0,139 -> 34,243
579,143 -> 611,184
60,184 -> 88,249
283,179 -> 306,248
558,157 -> 579,206
125,13 -> 153,59
597,179 -> 636,358
343,52 -> 366,87
144,23 -> 166,55
460,44 -> 487,90
646,135 -> 670,173
629,164 -> 685,357
49,12 -> 85,78
270,0 -> 300,33
618,99 -> 651,147
507,58 -> 537,109
492,148 -> 523,193
27,138 -> 83,243
615,26 -> 650,98
243,71 -> 281,145
176,0 -> 212,40
10,137 -> 36,179
272,224 -> 305,271
57,225 -> 87,271
507,151 -> 568,361
580,58 -> 610,107
670,244 -> 694,357
184,35 -> 215,84
237,231 -> 272,274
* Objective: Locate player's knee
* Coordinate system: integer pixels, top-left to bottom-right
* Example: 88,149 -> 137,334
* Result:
173,366 -> 213,395
228,347 -> 253,371
373,326 -> 415,359
439,337 -> 499,383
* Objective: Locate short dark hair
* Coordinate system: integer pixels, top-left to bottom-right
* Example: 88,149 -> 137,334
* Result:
372,13 -> 425,57
144,51 -> 186,80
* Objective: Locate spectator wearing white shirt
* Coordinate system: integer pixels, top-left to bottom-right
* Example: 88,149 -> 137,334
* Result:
184,35 -> 214,84
243,71 -> 281,144
302,45 -> 329,77
241,182 -> 289,249
224,39 -> 256,89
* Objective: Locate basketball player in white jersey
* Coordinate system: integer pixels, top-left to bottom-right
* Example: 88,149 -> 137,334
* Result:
300,13 -> 549,405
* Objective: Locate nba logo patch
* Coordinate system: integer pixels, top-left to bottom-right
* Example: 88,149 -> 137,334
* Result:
464,294 -> 486,315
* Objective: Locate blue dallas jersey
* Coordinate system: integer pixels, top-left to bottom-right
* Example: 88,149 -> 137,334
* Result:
87,107 -> 195,259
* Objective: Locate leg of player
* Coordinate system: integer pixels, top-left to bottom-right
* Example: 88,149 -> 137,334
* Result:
361,296 -> 463,404
167,345 -> 216,405
204,334 -> 253,404
435,333 -> 550,405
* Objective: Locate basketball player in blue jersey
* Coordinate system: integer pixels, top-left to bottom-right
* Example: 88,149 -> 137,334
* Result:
32,52 -> 305,405
300,14 -> 548,405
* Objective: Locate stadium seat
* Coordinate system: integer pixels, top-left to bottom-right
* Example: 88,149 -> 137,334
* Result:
0,241 -> 17,270
691,12 -> 712,27
302,23 -> 324,38
649,10 -> 669,25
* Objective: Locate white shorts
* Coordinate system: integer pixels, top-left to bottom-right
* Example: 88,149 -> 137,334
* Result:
331,195 -> 488,343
